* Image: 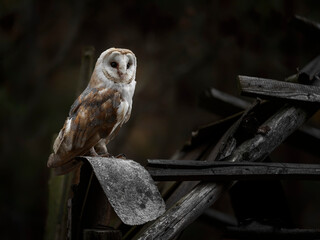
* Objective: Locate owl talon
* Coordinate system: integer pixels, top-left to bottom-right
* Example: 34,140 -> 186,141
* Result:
89,147 -> 99,156
115,153 -> 127,159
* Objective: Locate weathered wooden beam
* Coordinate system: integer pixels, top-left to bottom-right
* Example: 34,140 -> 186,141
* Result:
136,83 -> 318,240
135,181 -> 230,240
198,85 -> 320,157
226,104 -> 316,163
148,159 -> 320,169
149,159 -> 305,168
239,75 -> 320,103
148,160 -> 320,181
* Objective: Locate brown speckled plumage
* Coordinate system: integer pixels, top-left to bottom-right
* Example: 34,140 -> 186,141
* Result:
48,48 -> 137,174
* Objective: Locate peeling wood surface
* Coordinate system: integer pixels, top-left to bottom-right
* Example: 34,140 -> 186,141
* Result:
239,75 -> 320,103
148,160 -> 320,181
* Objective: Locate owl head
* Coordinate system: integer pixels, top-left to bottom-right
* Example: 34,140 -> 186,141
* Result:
92,48 -> 137,87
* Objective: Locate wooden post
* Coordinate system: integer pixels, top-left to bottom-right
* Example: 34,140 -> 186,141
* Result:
45,47 -> 95,240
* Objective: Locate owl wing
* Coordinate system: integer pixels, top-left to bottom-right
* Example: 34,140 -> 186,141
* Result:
47,87 -> 121,169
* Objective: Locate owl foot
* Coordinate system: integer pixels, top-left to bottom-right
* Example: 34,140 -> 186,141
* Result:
100,153 -> 113,158
88,147 -> 99,156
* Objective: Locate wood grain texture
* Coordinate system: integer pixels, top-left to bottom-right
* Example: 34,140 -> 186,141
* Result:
136,94 -> 317,240
239,75 -> 320,103
148,161 -> 320,181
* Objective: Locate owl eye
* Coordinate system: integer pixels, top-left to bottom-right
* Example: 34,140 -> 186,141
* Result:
110,62 -> 118,68
127,63 -> 131,69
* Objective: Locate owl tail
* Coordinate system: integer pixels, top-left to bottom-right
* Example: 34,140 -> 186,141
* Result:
47,153 -> 83,175
47,153 -> 62,168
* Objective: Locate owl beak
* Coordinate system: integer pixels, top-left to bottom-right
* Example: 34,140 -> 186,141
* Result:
117,68 -> 126,79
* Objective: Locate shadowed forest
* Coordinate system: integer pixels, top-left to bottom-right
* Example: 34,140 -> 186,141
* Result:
1,1 -> 320,239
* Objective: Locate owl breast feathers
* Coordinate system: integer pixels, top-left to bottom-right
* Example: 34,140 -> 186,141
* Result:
48,48 -> 137,175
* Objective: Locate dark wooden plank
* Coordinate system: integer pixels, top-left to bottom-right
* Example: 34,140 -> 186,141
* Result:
226,223 -> 320,240
148,159 -> 320,169
239,75 -> 320,103
148,161 -> 320,181
83,228 -> 121,240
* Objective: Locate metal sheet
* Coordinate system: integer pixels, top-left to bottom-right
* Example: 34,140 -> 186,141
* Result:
85,156 -> 166,225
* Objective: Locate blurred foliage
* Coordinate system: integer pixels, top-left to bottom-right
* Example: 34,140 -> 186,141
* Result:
1,0 -> 320,239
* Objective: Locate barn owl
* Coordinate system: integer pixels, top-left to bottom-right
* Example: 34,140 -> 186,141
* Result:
47,48 -> 137,175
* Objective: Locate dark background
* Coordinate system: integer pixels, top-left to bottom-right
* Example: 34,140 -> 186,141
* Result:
1,0 -> 320,239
